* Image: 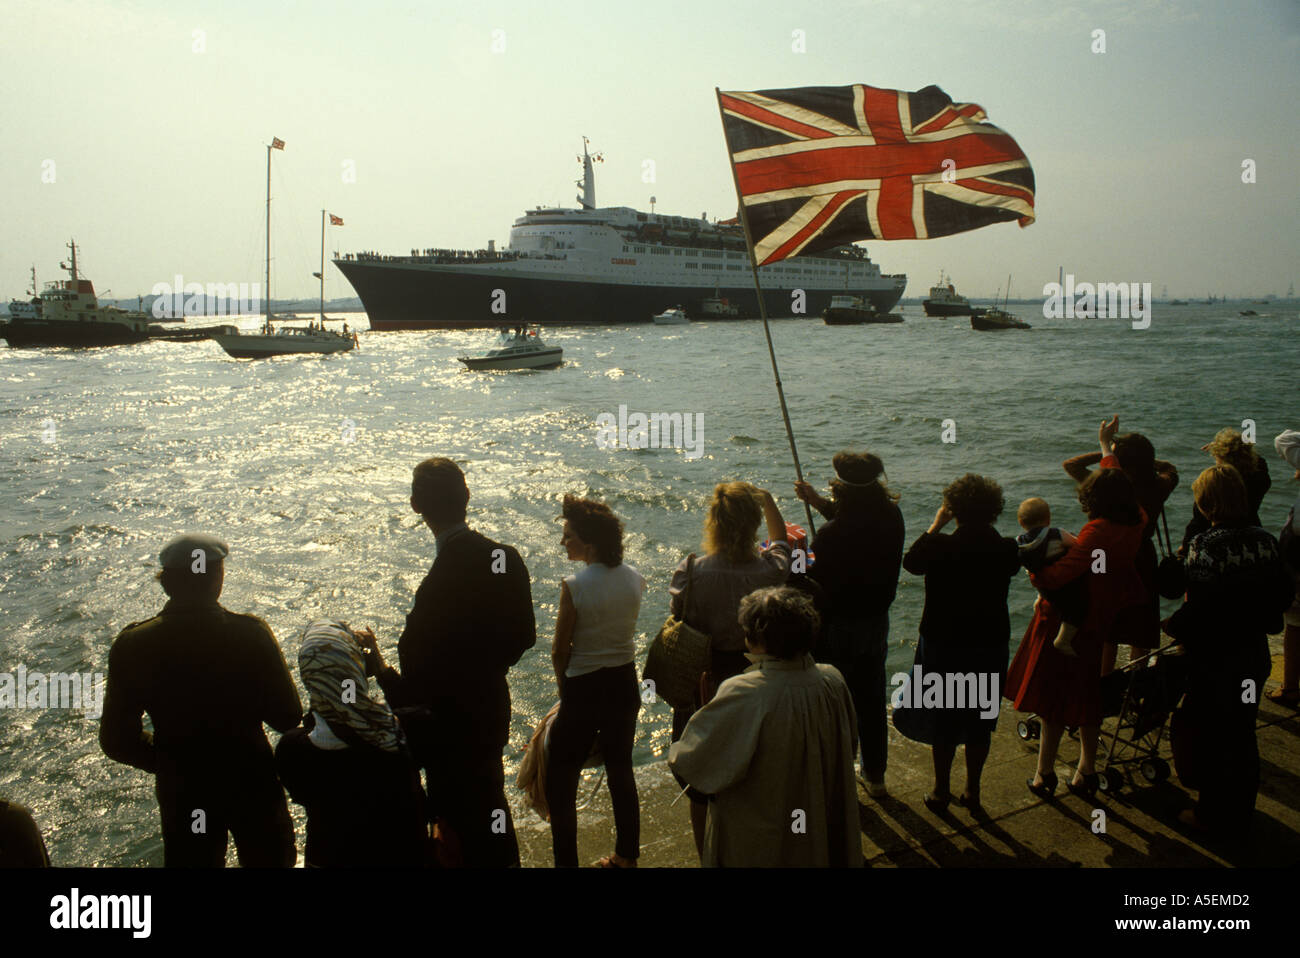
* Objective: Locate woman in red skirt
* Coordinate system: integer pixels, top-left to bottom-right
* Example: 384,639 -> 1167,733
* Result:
1005,469 -> 1147,800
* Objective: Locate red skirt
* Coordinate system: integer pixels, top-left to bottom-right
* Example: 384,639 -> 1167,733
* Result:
1004,600 -> 1102,727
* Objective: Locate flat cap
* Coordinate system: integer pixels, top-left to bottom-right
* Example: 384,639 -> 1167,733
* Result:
159,534 -> 229,570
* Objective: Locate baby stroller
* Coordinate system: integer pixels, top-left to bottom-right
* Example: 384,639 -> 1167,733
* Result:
1093,642 -> 1189,793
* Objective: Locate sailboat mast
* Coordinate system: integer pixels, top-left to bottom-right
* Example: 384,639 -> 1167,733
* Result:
1005,273 -> 1011,308
320,209 -> 326,324
266,144 -> 272,331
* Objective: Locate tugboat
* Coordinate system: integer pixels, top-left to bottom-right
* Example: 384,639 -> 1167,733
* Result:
971,274 -> 1031,330
698,294 -> 740,318
923,272 -> 986,318
822,294 -> 903,325
971,306 -> 1031,330
652,306 -> 689,325
458,325 -> 563,370
2,243 -> 155,348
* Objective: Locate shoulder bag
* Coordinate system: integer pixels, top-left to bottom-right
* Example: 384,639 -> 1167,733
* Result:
642,554 -> 712,712
1154,507 -> 1187,599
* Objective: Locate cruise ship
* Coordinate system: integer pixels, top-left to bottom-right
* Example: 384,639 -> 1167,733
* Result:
334,141 -> 907,329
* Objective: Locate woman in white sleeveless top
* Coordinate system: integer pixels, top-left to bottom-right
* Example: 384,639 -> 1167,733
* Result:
547,495 -> 645,867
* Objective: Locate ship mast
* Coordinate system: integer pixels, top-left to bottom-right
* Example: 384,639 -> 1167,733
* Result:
319,209 -> 325,324
266,144 -> 272,333
67,239 -> 79,286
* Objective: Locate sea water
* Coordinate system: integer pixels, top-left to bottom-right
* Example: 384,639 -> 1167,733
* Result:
1,305 -> 1296,865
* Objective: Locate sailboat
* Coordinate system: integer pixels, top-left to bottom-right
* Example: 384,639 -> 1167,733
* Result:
212,138 -> 356,359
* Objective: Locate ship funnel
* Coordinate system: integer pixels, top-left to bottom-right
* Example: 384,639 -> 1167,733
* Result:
577,137 -> 596,210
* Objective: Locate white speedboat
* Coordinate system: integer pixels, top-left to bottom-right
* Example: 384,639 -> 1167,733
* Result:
458,326 -> 563,370
652,306 -> 688,325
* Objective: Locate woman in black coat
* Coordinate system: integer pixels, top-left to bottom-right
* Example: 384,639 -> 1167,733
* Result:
895,474 -> 1020,813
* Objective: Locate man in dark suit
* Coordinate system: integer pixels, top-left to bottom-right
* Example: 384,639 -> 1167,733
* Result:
370,458 -> 536,867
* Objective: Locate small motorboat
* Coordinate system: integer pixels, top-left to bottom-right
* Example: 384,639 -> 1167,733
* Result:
971,307 -> 1031,330
652,306 -> 689,325
822,294 -> 902,324
458,325 -> 563,370
1239,309 -> 1257,316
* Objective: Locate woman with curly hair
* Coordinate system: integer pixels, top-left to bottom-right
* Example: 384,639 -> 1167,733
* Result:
896,474 -> 1020,813
667,481 -> 790,858
1005,468 -> 1147,802
547,494 -> 645,867
1178,427 -> 1272,555
794,450 -> 905,797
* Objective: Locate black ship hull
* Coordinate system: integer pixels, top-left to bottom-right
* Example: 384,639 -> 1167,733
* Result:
0,320 -> 151,348
823,308 -> 903,325
922,300 -> 986,317
334,260 -> 905,329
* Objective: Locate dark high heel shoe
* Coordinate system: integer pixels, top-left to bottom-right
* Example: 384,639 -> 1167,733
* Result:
922,791 -> 951,813
1026,770 -> 1057,800
1067,772 -> 1100,800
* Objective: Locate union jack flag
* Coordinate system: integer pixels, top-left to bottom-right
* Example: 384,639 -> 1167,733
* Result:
329,214 -> 344,226
718,84 -> 1035,266
271,137 -> 285,150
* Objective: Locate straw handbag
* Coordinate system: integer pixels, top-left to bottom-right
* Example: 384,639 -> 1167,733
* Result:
643,554 -> 711,712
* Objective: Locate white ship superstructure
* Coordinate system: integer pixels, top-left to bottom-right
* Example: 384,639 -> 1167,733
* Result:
334,140 -> 907,329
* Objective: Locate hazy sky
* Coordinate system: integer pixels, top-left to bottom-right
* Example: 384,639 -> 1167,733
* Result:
3,0 -> 1297,302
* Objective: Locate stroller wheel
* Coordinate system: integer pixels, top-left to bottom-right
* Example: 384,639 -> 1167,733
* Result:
1097,769 -> 1124,793
1152,758 -> 1171,782
1139,759 -> 1162,783
1017,720 -> 1031,741
1027,719 -> 1041,740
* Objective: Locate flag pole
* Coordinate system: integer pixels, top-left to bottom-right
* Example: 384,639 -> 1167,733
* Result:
714,88 -> 816,537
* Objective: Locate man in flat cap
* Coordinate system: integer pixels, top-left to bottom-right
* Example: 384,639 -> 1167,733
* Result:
100,535 -> 302,867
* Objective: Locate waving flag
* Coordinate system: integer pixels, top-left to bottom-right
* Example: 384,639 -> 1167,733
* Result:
718,84 -> 1034,266
329,214 -> 344,226
271,137 -> 285,150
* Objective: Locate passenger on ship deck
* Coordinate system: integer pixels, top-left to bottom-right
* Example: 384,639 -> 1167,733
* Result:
99,534 -> 301,867
367,458 -> 537,867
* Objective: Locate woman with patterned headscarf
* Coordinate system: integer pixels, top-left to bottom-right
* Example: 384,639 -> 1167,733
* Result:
274,619 -> 429,866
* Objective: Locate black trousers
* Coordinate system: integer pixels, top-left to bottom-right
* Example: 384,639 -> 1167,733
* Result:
546,662 -> 641,867
425,749 -> 519,868
156,773 -> 295,868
